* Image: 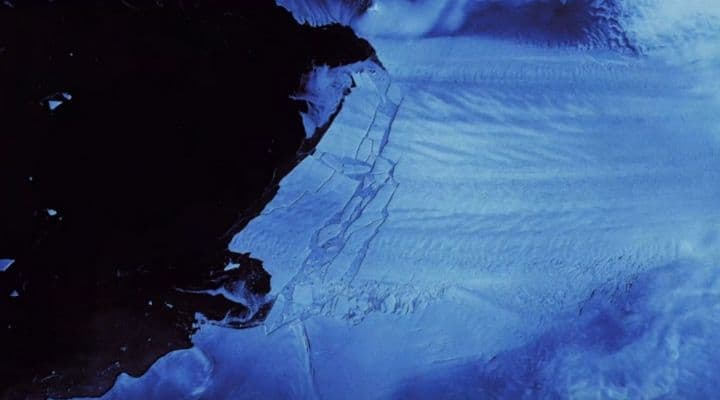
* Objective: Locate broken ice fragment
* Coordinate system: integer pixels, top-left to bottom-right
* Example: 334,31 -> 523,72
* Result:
46,208 -> 58,216
224,262 -> 240,271
0,259 -> 14,272
44,91 -> 73,110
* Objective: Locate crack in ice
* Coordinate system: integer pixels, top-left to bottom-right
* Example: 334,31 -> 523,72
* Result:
263,67 -> 412,332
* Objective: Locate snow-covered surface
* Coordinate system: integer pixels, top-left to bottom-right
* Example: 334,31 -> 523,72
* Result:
279,0 -> 720,54
293,62 -> 369,138
91,1 -> 720,398
276,0 -> 367,27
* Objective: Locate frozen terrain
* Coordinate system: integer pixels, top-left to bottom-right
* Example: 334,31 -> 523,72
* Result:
90,1 -> 720,399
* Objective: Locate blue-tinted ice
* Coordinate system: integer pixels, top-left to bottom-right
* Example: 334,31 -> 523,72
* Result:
90,1 -> 720,398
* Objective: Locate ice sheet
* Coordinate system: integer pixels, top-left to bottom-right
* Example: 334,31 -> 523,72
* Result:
92,2 -> 720,398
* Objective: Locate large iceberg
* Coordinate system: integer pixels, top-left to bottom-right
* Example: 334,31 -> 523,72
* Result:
93,0 -> 720,398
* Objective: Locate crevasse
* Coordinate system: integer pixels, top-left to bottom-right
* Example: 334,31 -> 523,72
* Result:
90,1 -> 720,399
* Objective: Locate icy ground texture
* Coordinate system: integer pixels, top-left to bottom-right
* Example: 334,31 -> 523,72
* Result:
293,62 -> 366,138
92,4 -> 720,400
93,41 -> 720,399
279,0 -> 720,53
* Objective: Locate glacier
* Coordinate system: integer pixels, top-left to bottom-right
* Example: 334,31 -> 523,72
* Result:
90,1 -> 720,399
